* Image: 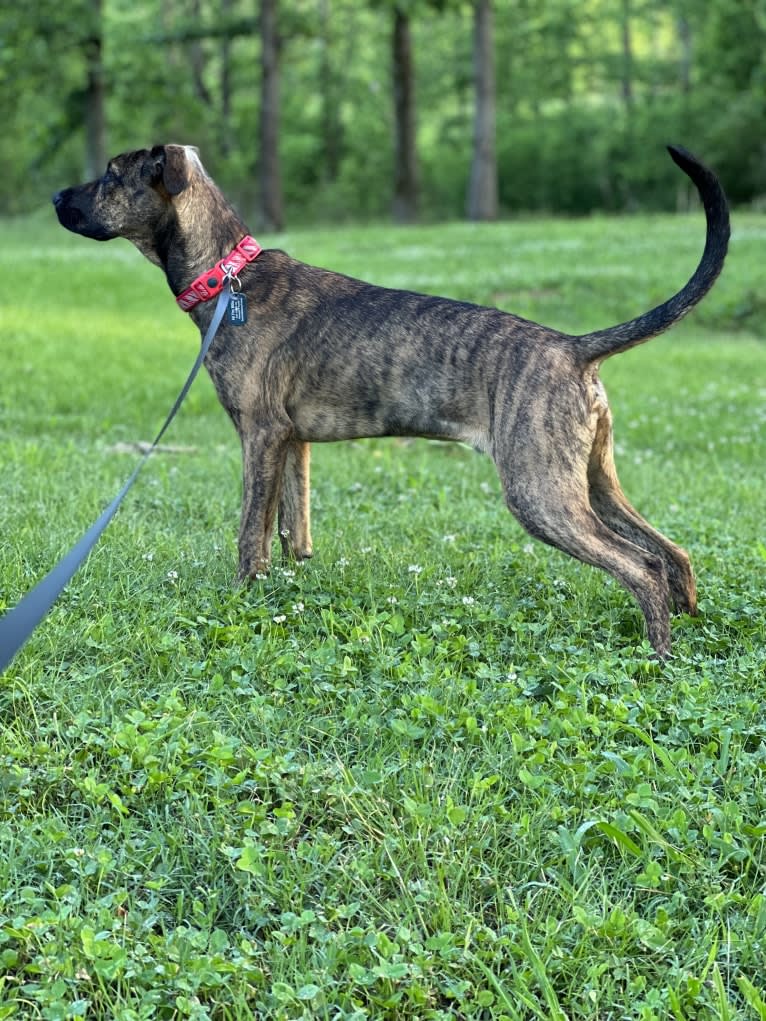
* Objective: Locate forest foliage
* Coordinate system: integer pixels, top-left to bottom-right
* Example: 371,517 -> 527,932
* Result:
1,0 -> 765,224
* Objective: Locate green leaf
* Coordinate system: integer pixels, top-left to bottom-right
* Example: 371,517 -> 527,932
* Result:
518,766 -> 546,789
297,984 -> 321,1001
390,718 -> 426,739
737,975 -> 766,1019
446,803 -> 468,826
373,962 -> 409,980
235,843 -> 263,875
596,820 -> 642,857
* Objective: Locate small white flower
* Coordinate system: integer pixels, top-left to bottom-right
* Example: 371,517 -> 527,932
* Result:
292,602 -> 304,613
442,534 -> 456,543
166,570 -> 178,581
522,543 -> 535,555
408,564 -> 423,574
255,572 -> 267,581
462,595 -> 475,606
444,576 -> 458,589
142,552 -> 154,562
272,614 -> 287,624
336,557 -> 350,567
361,546 -> 373,554
387,595 -> 398,605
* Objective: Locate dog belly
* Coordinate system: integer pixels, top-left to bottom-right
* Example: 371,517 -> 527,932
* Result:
289,398 -> 489,450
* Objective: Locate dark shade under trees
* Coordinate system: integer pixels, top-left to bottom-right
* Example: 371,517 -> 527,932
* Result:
1,0 -> 765,223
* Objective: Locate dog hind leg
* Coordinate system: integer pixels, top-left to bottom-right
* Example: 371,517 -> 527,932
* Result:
587,410 -> 697,616
497,458 -> 673,657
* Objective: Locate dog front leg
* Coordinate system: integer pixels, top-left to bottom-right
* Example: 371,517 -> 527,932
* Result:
237,422 -> 290,580
278,440 -> 313,561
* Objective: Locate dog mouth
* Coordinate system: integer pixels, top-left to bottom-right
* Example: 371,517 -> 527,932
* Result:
52,191 -> 119,241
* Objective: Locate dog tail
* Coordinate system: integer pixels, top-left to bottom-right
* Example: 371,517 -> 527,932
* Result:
572,146 -> 730,364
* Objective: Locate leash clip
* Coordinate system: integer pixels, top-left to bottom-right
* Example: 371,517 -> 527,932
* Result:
222,265 -> 242,292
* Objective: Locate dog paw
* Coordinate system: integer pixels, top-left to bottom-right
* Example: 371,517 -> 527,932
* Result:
236,562 -> 271,584
279,533 -> 314,561
671,595 -> 698,617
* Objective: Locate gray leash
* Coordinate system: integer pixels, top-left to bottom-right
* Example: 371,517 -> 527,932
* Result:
0,285 -> 232,674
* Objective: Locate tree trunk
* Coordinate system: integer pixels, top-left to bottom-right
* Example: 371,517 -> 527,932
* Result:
620,0 -> 633,109
619,0 -> 637,208
675,14 -> 693,211
677,15 -> 692,93
259,0 -> 283,231
319,0 -> 342,183
466,0 -> 497,221
84,0 -> 106,180
190,0 -> 213,108
221,0 -> 234,156
391,6 -> 418,223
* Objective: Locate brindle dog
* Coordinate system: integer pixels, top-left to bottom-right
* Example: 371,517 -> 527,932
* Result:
53,145 -> 729,658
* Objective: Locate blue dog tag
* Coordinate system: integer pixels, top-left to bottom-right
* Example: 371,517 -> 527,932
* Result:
228,292 -> 248,325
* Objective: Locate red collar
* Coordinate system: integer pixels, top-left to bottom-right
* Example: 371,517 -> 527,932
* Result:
176,235 -> 262,312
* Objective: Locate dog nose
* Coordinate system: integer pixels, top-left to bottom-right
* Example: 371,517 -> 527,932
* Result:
52,191 -> 65,207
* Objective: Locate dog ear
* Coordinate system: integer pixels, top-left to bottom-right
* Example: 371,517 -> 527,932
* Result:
149,145 -> 191,196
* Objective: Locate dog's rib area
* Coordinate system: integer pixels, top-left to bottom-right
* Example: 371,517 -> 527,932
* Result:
204,252 -> 574,453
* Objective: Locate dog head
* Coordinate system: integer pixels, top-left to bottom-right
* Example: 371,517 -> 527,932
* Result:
53,145 -> 203,250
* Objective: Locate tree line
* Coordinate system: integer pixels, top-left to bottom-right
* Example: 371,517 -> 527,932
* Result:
1,0 -> 764,225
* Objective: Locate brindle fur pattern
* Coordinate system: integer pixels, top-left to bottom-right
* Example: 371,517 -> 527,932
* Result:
53,144 -> 730,658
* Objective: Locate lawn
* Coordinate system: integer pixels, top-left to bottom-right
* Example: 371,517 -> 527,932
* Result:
0,207 -> 765,1020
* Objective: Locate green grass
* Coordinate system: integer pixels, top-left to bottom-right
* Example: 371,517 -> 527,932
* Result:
0,208 -> 765,1020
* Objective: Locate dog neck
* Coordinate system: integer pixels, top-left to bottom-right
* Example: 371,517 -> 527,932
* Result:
151,176 -> 251,300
